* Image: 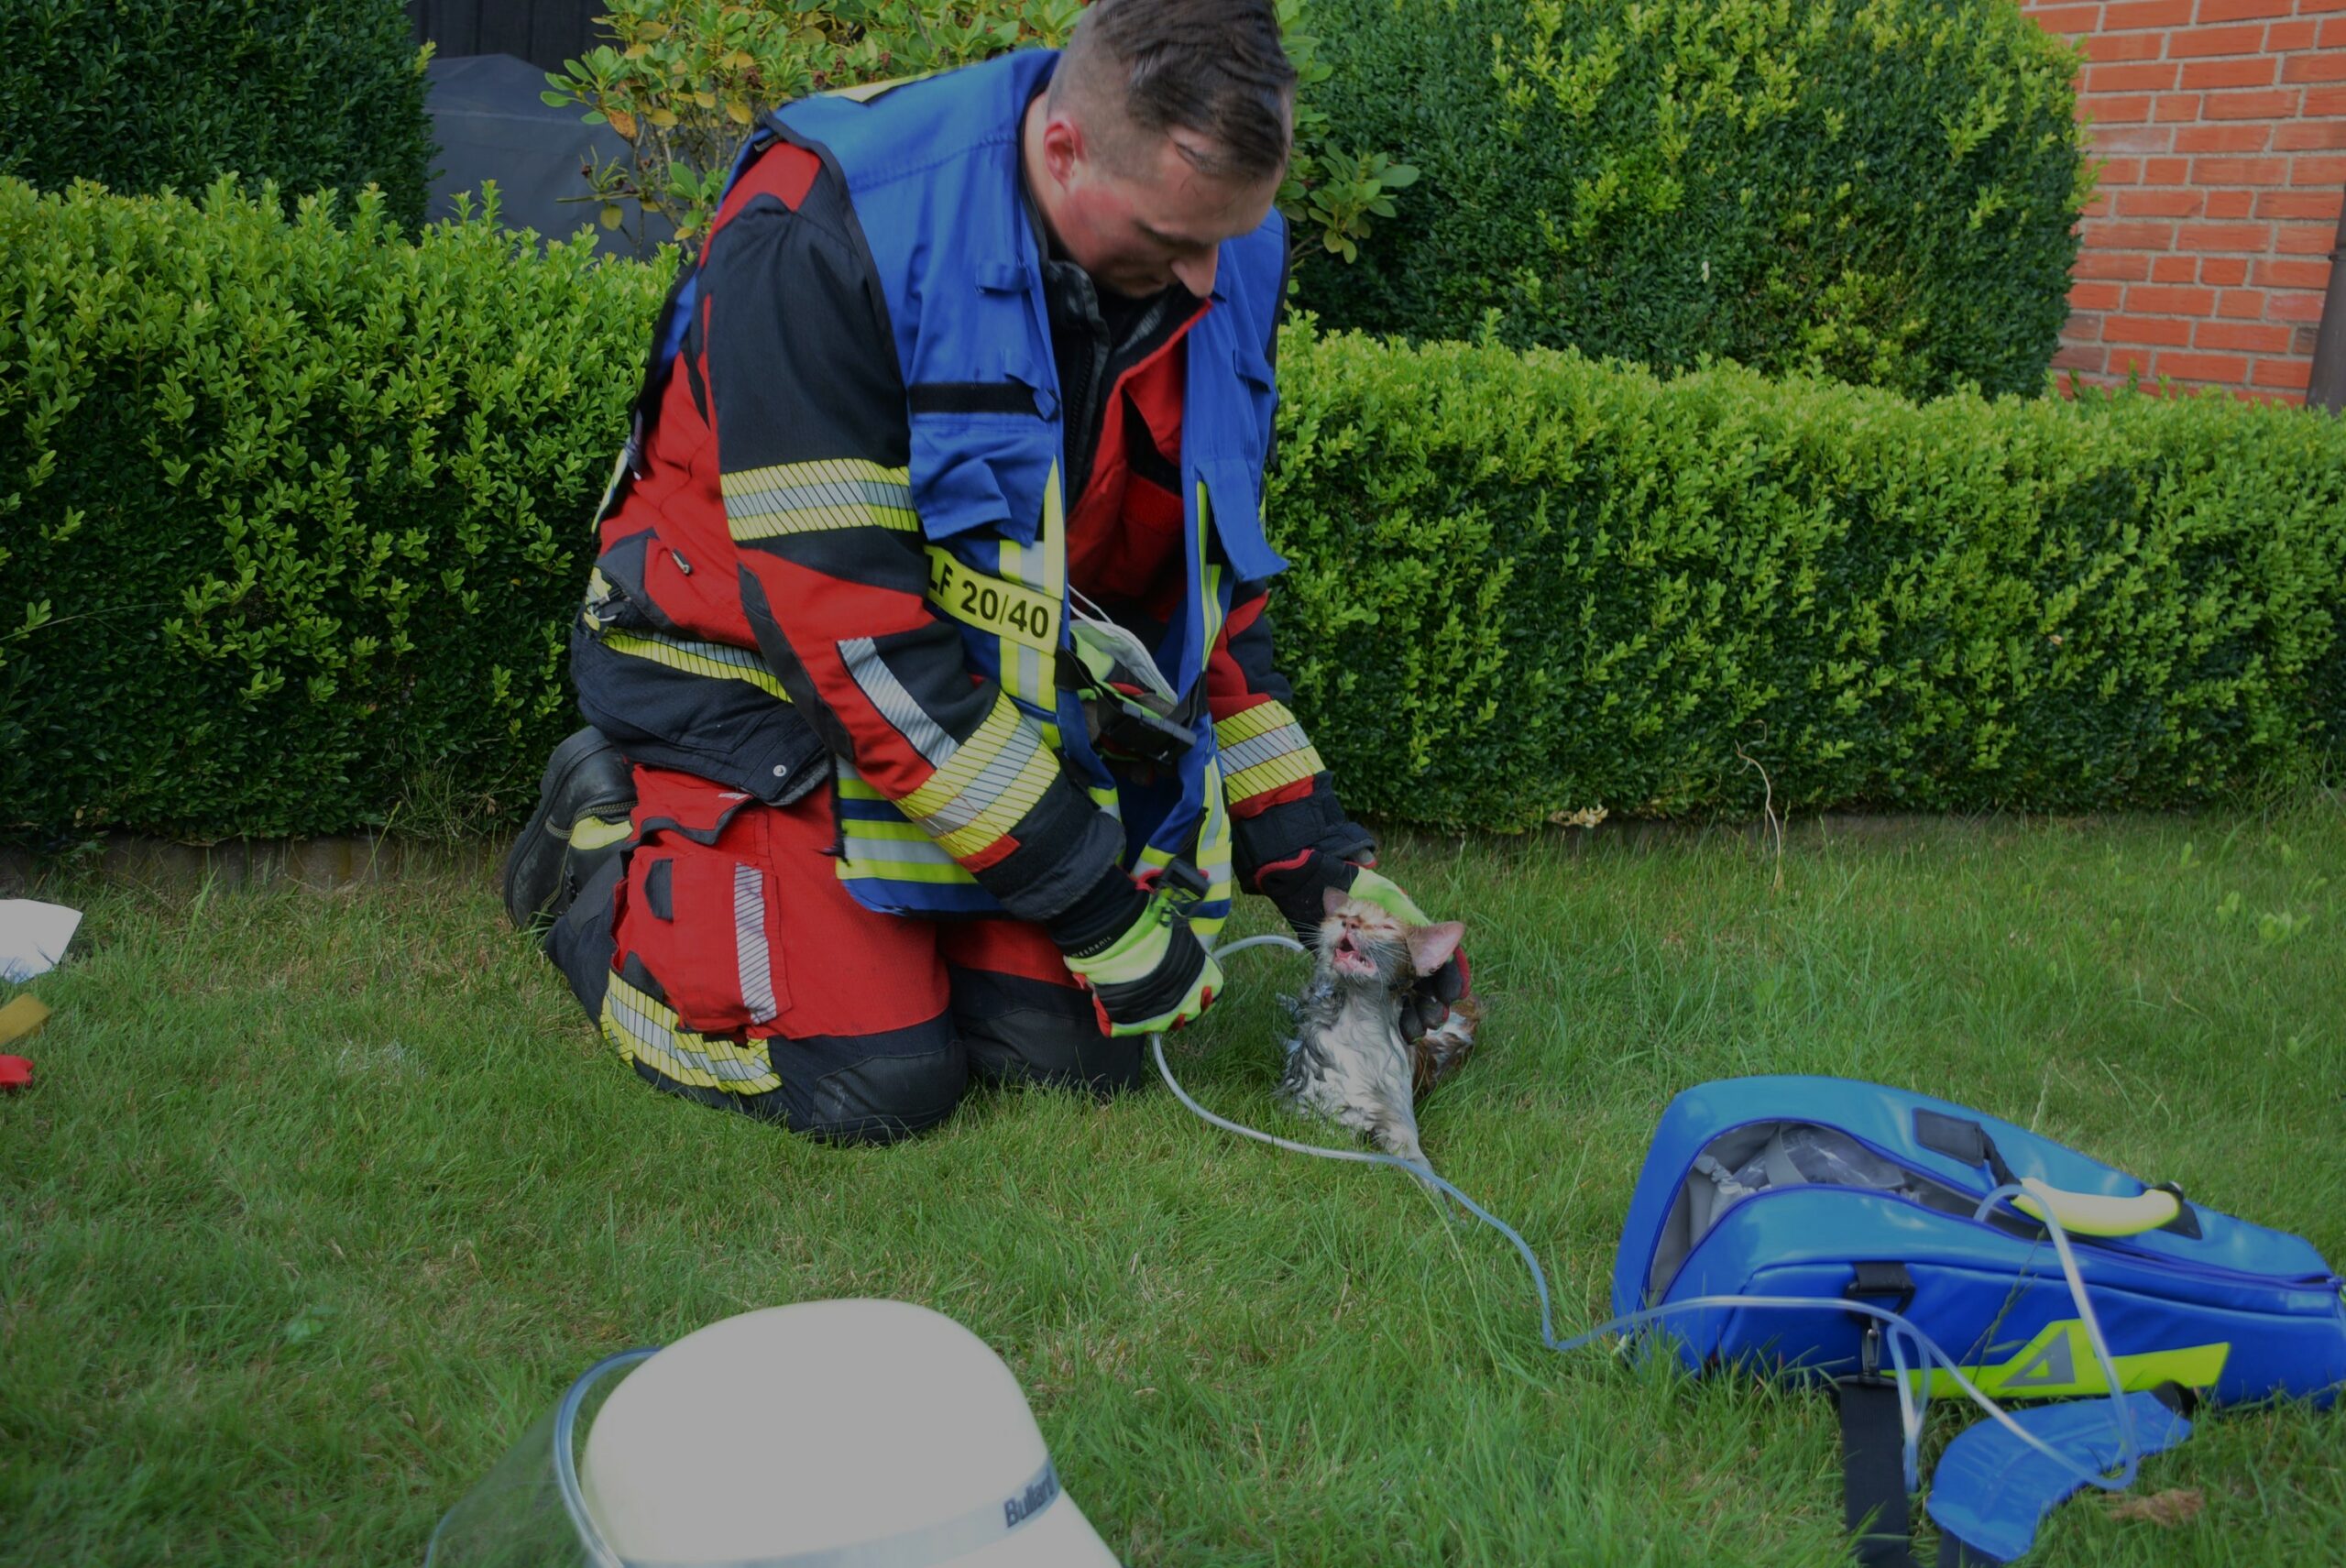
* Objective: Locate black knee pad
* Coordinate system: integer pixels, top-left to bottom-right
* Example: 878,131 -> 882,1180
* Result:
777,1016 -> 969,1146
543,854 -> 626,1020
948,968 -> 1146,1098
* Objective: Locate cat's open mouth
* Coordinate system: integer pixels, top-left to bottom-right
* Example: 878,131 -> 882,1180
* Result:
1328,931 -> 1378,978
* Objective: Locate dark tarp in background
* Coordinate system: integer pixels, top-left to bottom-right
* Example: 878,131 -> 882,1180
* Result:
423,52 -> 674,260
410,0 -> 602,72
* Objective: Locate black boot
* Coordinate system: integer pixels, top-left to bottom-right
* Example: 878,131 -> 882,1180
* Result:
503,727 -> 637,931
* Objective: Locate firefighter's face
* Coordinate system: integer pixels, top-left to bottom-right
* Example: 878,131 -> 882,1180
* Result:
1032,106 -> 1284,300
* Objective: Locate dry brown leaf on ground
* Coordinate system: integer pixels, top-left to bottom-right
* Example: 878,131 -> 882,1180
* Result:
2105,1488 -> 2204,1527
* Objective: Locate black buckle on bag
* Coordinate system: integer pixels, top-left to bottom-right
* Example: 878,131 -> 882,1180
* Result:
2151,1181 -> 2205,1239
1845,1262 -> 1916,1377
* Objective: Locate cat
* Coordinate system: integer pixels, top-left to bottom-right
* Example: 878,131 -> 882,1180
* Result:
1278,887 -> 1482,1166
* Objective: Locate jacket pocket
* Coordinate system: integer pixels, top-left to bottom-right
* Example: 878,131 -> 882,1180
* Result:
907,368 -> 1058,545
617,773 -> 789,1035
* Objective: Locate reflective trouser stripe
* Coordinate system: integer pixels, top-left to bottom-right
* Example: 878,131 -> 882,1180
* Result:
602,972 -> 783,1095
734,861 -> 778,1026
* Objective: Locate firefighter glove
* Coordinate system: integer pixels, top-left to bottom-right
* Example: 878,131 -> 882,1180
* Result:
1056,883 -> 1222,1036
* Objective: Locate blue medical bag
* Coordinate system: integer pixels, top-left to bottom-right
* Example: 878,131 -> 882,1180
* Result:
1610,1076 -> 2345,1563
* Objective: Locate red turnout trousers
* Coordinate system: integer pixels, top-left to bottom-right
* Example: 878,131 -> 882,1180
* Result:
557,765 -> 1131,1142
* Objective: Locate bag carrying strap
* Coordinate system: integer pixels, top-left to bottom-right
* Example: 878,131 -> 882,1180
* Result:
1836,1377 -> 1918,1568
1923,1385 -> 2196,1564
1837,1261 -> 1920,1568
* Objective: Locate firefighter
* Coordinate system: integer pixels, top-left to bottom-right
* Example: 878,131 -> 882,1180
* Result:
505,0 -> 1471,1142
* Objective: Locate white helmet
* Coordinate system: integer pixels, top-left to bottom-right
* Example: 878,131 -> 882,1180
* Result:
426,1299 -> 1120,1567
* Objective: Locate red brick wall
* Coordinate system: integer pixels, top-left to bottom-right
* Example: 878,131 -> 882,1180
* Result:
2020,0 -> 2345,401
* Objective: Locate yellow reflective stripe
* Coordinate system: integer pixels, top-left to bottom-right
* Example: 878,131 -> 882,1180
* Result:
1196,755 -> 1234,901
929,765 -> 1056,859
835,820 -> 974,885
1214,700 -> 1299,746
1224,751 -> 1324,802
830,771 -> 982,888
1200,555 -> 1225,674
895,698 -> 1058,857
726,459 -> 916,541
840,860 -> 977,886
601,972 -> 781,1095
997,532 -> 1036,707
926,546 -> 1058,653
1222,728 -> 1324,779
1039,463 -> 1067,601
841,860 -> 973,885
1216,697 -> 1324,801
896,702 -> 1027,822
571,815 -> 632,851
841,822 -> 936,843
604,630 -> 791,702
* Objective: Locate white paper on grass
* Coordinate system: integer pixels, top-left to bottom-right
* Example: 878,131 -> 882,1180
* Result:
0,900 -> 82,982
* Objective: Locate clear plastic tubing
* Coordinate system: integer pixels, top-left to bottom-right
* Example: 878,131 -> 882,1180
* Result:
1155,935 -> 2144,1496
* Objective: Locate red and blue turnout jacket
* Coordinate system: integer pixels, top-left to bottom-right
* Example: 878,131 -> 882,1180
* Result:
571,50 -> 1366,945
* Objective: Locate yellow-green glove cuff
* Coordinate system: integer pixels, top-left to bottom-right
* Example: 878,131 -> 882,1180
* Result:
1344,867 -> 1431,927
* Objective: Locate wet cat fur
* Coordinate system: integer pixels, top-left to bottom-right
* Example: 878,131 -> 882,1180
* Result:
1278,889 -> 1481,1164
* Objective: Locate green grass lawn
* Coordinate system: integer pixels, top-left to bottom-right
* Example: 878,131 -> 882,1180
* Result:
5,800 -> 2341,1566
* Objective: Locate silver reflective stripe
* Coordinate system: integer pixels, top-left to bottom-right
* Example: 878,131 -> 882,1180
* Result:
606,986 -> 773,1084
839,835 -> 959,867
734,861 -> 777,1026
910,717 -> 1046,836
730,474 -> 913,518
621,1461 -> 1065,1568
1217,723 -> 1309,774
839,637 -> 955,768
1011,641 -> 1046,705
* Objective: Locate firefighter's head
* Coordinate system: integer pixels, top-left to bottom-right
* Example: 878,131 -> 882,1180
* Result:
1026,0 -> 1294,300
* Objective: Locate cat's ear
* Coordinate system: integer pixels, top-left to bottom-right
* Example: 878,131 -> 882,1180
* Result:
1322,885 -> 1352,917
1408,921 -> 1464,976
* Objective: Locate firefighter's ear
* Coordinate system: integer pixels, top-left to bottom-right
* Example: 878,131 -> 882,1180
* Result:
1037,107 -> 1082,188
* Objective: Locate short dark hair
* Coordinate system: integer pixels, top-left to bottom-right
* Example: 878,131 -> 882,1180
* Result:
1049,0 -> 1296,181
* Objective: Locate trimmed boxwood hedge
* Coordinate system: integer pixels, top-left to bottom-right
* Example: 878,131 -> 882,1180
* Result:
1268,326 -> 2346,826
0,0 -> 433,231
1294,0 -> 2090,400
0,179 -> 661,842
3,181 -> 2340,846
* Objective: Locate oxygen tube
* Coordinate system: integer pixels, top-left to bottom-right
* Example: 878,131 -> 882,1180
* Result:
1153,934 -> 2147,1499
